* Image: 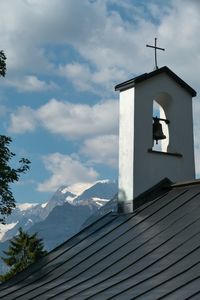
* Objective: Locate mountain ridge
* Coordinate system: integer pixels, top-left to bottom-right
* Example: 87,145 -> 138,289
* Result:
0,179 -> 118,274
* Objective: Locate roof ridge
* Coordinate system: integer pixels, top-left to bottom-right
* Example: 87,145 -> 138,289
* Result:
115,66 -> 197,97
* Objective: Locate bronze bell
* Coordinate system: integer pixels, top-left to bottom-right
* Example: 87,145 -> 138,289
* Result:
153,117 -> 166,144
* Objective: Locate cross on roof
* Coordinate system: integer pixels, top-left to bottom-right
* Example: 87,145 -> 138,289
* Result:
146,38 -> 165,70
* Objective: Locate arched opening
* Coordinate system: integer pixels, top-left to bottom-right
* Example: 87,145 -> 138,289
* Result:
152,99 -> 169,152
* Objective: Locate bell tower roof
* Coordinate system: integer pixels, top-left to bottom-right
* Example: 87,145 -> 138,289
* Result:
115,66 -> 197,97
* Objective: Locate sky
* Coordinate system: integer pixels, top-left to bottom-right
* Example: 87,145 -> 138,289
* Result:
0,0 -> 200,204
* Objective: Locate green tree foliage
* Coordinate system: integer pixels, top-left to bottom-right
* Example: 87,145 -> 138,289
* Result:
0,51 -> 30,223
0,50 -> 6,77
0,227 -> 47,282
0,136 -> 31,224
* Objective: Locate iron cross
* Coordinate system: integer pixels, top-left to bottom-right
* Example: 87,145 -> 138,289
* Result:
146,38 -> 165,70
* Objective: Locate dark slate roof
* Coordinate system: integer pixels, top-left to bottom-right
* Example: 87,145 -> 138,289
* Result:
115,66 -> 197,97
1,180 -> 200,299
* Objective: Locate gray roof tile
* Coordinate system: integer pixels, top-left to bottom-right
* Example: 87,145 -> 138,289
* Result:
1,181 -> 200,299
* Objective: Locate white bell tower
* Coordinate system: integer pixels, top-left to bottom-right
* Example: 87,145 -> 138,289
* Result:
116,66 -> 196,213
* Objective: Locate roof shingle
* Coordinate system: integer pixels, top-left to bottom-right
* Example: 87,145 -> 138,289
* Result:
1,181 -> 200,299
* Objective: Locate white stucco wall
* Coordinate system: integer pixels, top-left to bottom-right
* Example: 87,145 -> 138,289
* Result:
118,87 -> 134,206
118,72 -> 195,208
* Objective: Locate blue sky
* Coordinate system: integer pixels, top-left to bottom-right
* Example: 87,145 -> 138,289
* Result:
0,0 -> 200,204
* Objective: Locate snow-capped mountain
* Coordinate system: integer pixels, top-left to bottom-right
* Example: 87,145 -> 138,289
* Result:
74,179 -> 117,204
0,179 -> 118,274
81,195 -> 118,228
28,200 -> 100,251
0,179 -> 117,243
0,188 -> 77,242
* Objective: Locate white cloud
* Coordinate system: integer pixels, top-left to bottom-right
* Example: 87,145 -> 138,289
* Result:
1,0 -> 200,94
9,106 -> 37,133
37,152 -> 99,192
0,0 -> 106,74
38,99 -> 119,138
6,75 -> 58,92
0,0 -> 157,91
81,134 -> 118,168
59,63 -> 93,92
2,0 -> 200,182
59,62 -> 127,94
154,1 -> 200,89
8,98 -> 119,138
0,0 -> 199,85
